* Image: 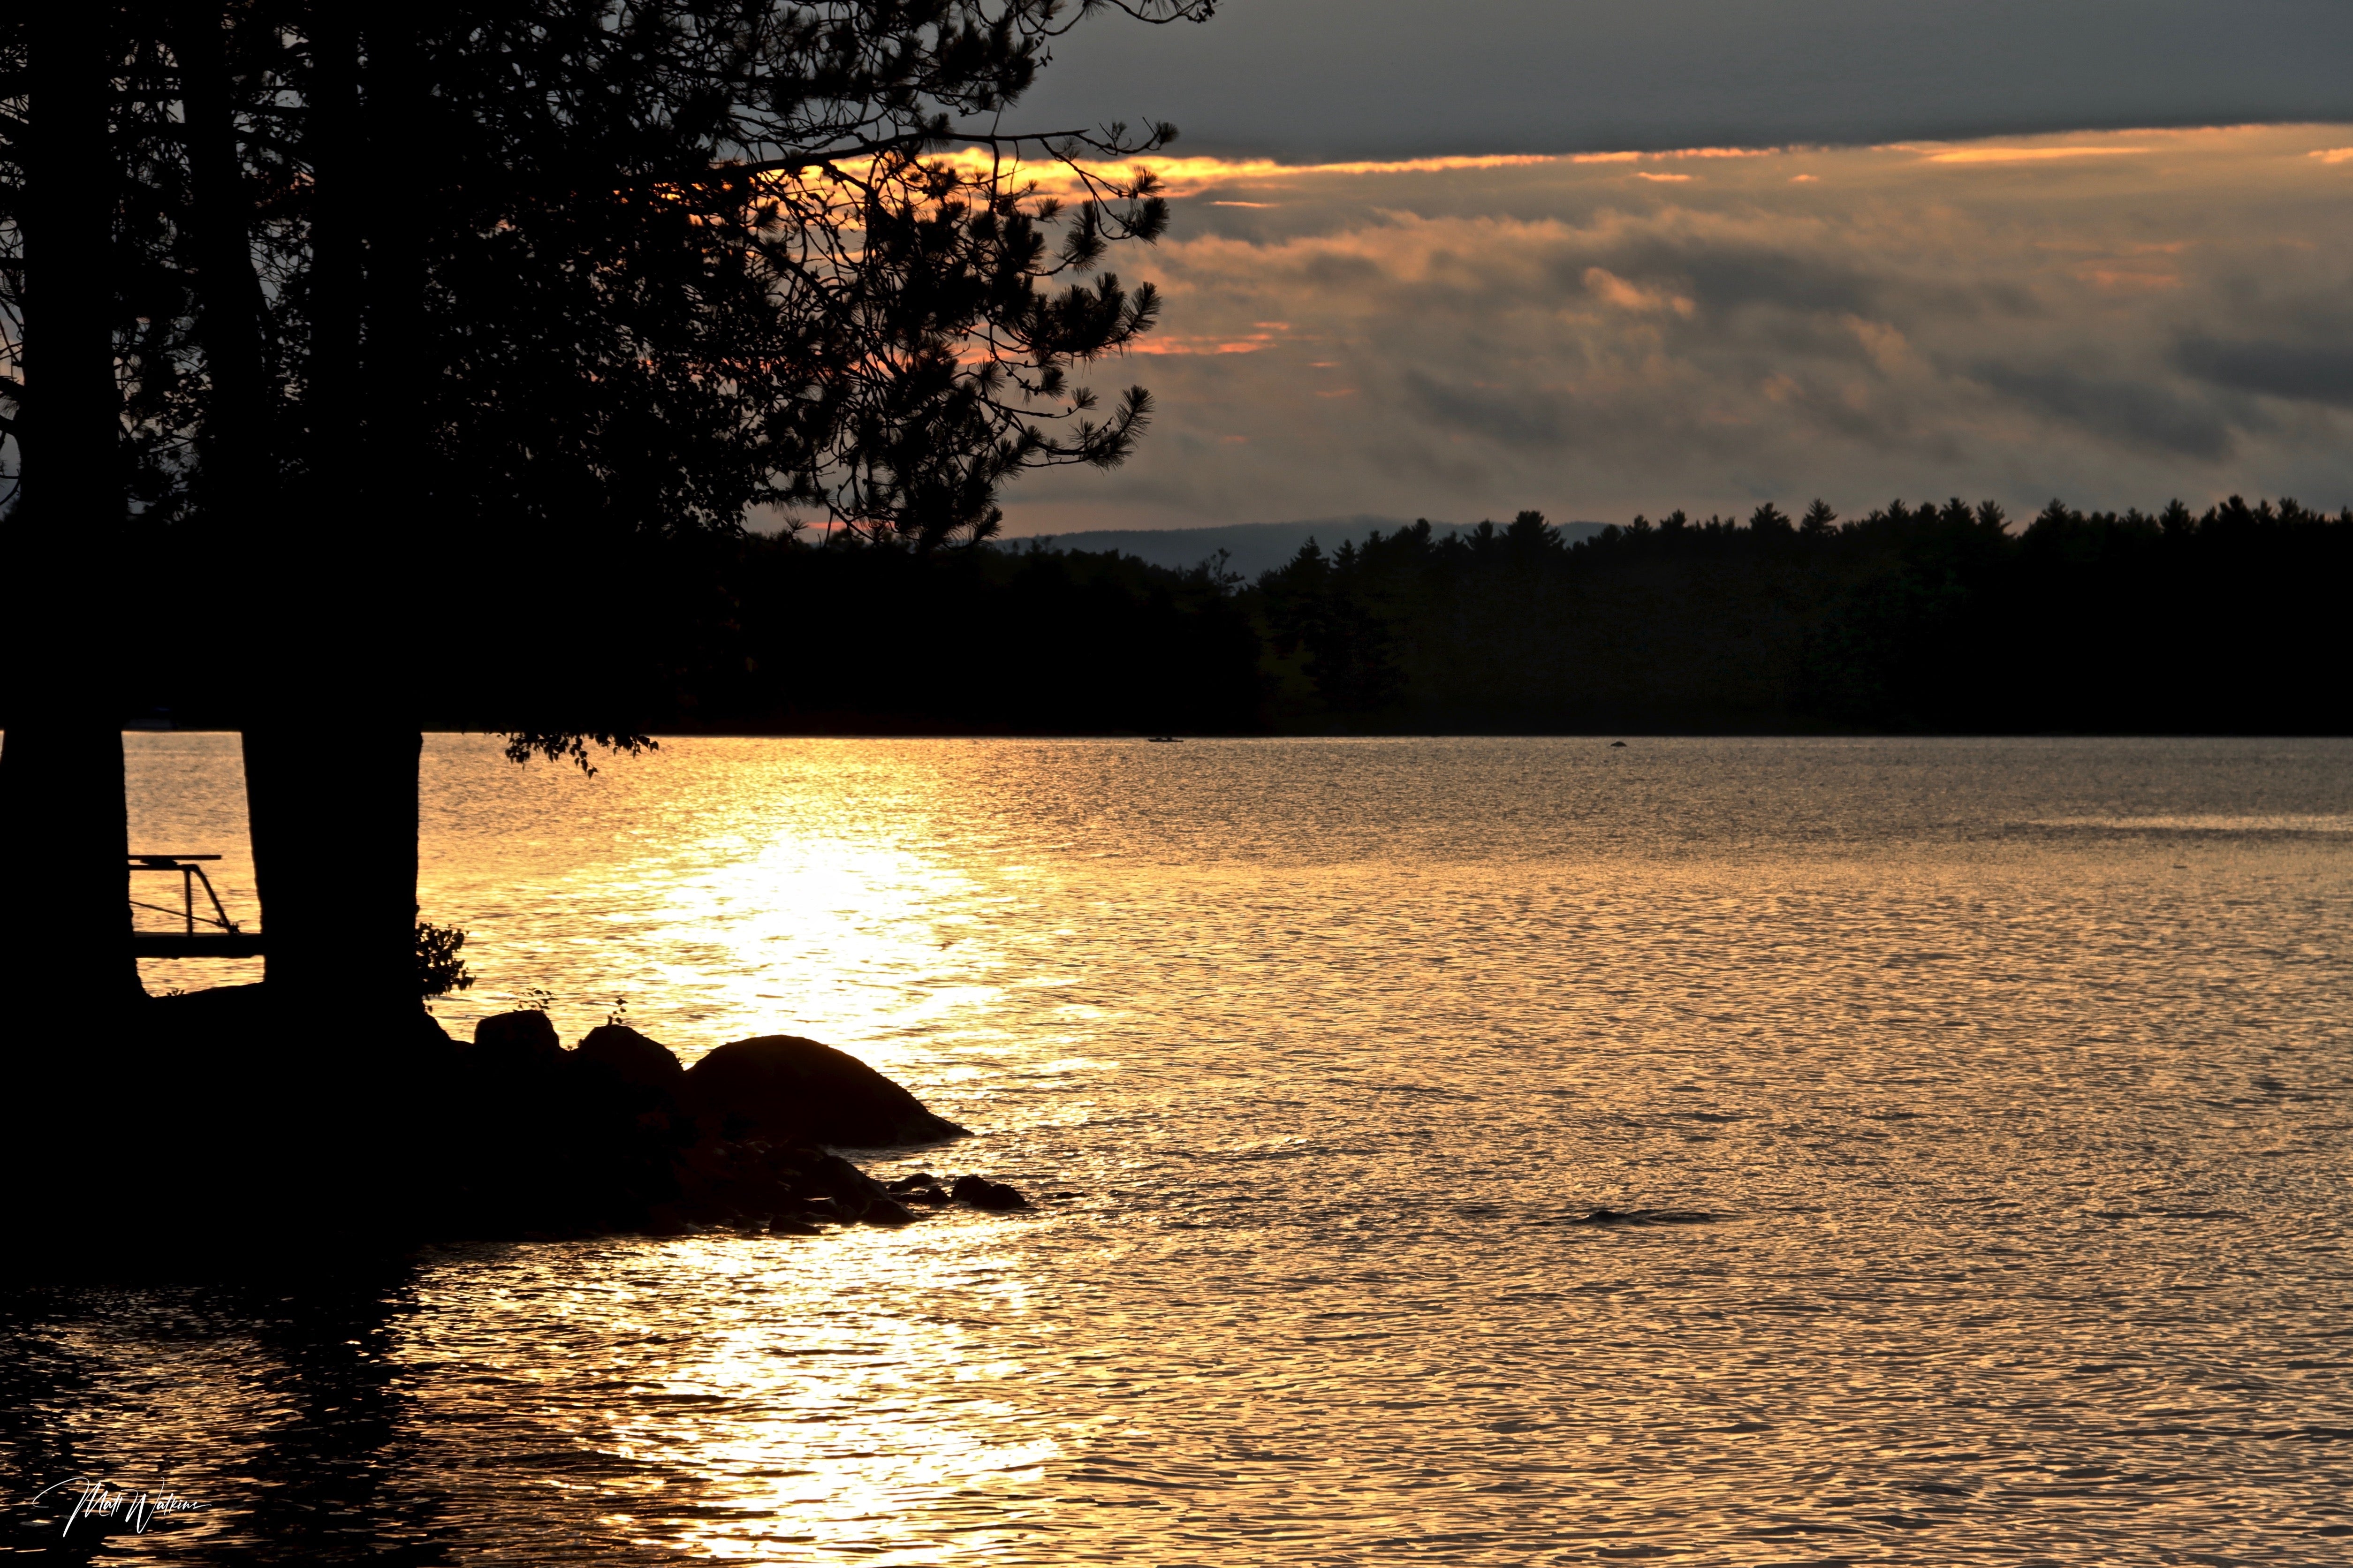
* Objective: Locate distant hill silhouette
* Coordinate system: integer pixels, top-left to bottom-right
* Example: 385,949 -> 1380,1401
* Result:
996,518 -> 1611,578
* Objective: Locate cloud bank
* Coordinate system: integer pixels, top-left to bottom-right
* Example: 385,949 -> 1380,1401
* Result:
1000,126 -> 2353,533
1021,0 -> 2353,159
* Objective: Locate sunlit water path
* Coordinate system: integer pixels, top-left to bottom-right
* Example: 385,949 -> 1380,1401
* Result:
9,735 -> 2351,1562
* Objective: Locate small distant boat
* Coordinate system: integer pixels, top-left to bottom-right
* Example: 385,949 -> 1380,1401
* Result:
1148,735 -> 1182,743
1610,740 -> 1628,748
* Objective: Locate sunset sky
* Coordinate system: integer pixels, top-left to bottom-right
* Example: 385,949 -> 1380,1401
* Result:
994,2 -> 2353,533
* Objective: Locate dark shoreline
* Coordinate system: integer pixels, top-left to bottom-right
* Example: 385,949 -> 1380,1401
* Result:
95,499 -> 2353,746
114,725 -> 2353,739
7,988 -> 1017,1282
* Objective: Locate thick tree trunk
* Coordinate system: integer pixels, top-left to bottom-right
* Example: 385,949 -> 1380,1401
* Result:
237,2 -> 422,1019
0,7 -> 141,1008
241,725 -> 418,1010
0,728 -> 135,1001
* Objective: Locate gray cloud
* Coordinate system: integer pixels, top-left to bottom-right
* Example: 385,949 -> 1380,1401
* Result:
1593,242 -> 1881,319
1402,371 -> 1572,450
1023,1 -> 2353,160
1964,365 -> 2234,460
2175,337 -> 2353,408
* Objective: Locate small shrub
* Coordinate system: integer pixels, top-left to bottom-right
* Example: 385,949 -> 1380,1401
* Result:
416,915 -> 475,1000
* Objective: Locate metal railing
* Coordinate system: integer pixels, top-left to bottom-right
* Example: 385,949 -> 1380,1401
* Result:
129,855 -> 267,957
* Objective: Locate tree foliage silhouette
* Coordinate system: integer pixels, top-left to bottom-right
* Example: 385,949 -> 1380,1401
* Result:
0,0 -> 1213,1012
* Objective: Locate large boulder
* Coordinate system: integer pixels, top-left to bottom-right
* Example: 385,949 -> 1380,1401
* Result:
473,1010 -> 561,1060
681,1035 -> 967,1148
575,1023 -> 686,1097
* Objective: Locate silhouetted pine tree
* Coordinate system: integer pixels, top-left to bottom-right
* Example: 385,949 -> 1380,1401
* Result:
0,0 -> 1215,1014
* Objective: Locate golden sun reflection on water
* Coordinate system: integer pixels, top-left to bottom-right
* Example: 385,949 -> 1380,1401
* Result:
394,1225 -> 1068,1565
641,836 -> 1002,1068
68,735 -> 2353,1563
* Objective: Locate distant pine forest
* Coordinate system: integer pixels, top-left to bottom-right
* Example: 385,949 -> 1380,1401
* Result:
168,495 -> 2353,737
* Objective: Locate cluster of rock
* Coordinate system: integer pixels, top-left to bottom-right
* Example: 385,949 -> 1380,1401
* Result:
452,1010 -> 1028,1239
7,986 -> 1029,1273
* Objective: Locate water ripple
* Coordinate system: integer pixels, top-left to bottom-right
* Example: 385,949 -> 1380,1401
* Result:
7,735 -> 2348,1563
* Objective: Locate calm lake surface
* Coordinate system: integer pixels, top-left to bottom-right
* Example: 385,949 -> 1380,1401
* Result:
10,735 -> 2352,1562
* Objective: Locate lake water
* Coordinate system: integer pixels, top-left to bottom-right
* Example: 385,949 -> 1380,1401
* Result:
10,734 -> 2352,1562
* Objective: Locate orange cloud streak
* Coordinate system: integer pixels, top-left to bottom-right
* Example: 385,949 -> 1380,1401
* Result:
1916,145 -> 2151,164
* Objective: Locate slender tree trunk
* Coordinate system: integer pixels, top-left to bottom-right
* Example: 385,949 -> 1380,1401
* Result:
0,5 -> 140,1008
169,0 -> 272,508
166,3 -> 304,1014
349,5 -> 429,1017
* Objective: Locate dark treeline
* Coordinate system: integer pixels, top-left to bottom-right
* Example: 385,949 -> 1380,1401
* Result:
468,530 -> 1267,738
1254,496 -> 2353,734
700,541 -> 1265,735
134,524 -> 1266,738
193,492 -> 2340,739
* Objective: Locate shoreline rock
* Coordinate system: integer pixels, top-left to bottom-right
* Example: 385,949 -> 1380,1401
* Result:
576,1023 -> 688,1096
679,1034 -> 971,1148
448,1012 -> 1005,1238
3,992 -> 1025,1276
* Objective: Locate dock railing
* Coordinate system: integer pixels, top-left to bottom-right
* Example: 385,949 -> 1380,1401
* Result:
129,855 -> 267,958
